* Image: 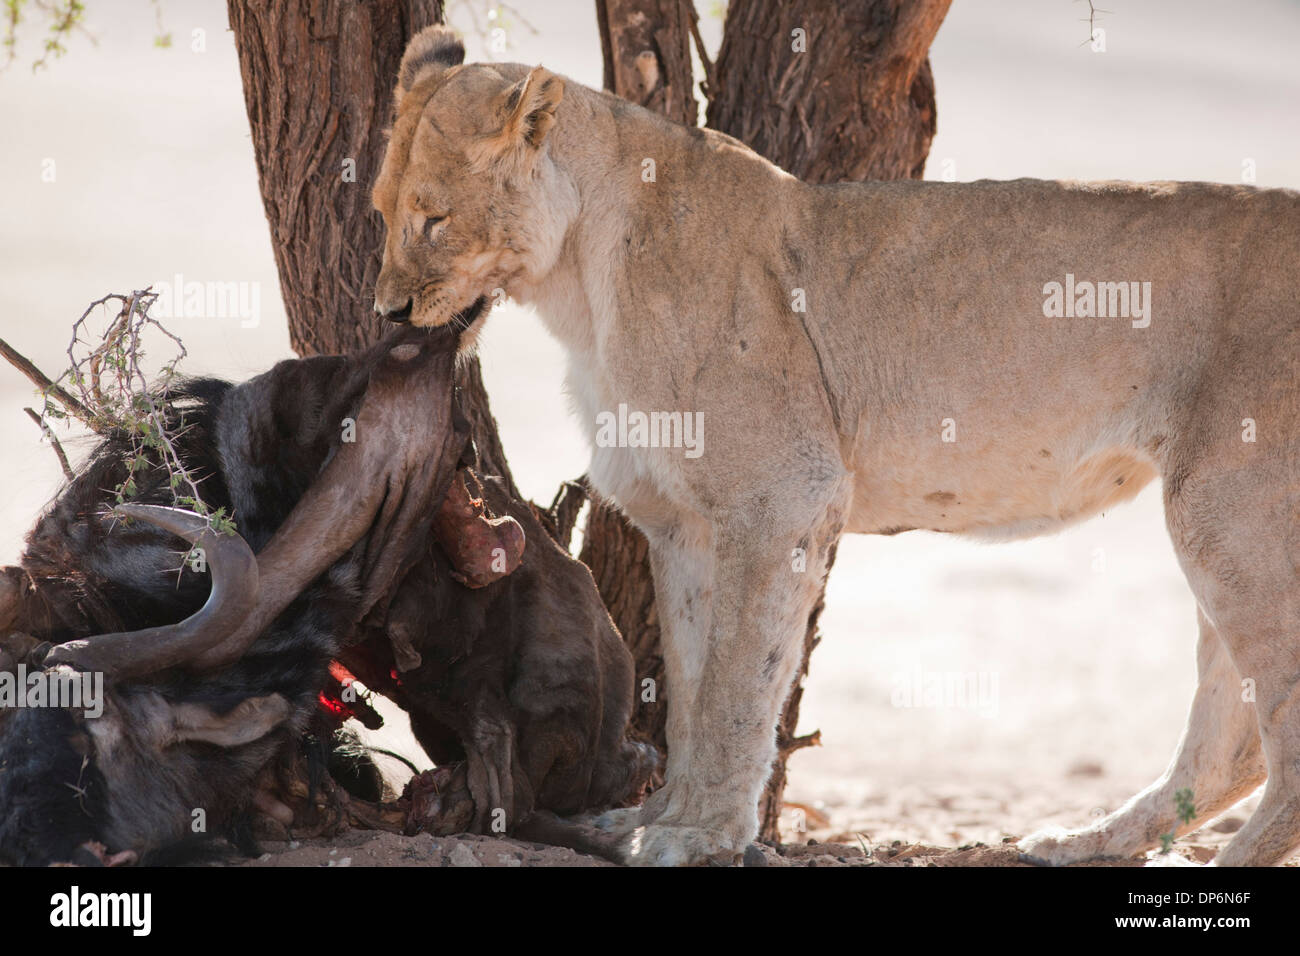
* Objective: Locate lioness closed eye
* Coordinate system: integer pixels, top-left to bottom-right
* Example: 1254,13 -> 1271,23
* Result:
373,25 -> 1300,867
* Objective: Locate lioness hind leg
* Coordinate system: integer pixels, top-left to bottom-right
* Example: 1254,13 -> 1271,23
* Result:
1018,610 -> 1264,865
1163,448 -> 1300,866
1202,612 -> 1300,865
1200,592 -> 1300,865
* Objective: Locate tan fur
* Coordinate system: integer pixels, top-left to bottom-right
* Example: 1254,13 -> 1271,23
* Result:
372,26 -> 1300,866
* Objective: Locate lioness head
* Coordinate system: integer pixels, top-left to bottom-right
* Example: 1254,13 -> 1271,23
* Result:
372,26 -> 572,331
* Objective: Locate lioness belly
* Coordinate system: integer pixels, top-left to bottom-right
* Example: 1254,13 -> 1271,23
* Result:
846,439 -> 1158,540
795,181 -> 1248,541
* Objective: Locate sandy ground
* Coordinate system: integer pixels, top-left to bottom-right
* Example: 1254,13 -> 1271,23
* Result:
233,818 -> 1258,868
2,1 -> 1299,866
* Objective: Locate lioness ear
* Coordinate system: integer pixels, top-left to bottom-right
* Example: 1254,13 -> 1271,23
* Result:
498,66 -> 564,150
397,24 -> 466,95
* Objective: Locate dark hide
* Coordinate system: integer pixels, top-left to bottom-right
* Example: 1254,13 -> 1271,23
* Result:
0,325 -> 654,865
0,327 -> 460,865
341,473 -> 657,832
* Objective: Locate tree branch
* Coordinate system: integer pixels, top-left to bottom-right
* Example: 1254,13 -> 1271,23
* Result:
685,0 -> 714,96
0,336 -> 95,426
23,406 -> 74,482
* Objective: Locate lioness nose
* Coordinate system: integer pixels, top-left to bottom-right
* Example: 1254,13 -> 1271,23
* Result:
378,298 -> 413,324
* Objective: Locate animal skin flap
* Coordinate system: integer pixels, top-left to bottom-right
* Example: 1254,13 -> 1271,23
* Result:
432,470 -> 526,588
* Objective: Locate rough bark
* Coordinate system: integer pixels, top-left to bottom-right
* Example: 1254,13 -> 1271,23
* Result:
707,0 -> 948,183
596,0 -> 700,126
578,493 -> 664,757
227,0 -> 437,357
226,0 -> 516,489
589,0 -> 949,842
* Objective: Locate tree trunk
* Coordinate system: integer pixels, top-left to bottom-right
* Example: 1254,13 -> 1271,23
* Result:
226,0 -> 517,489
577,492 -> 664,758
227,0 -> 438,357
590,0 -> 950,842
707,0 -> 949,183
596,0 -> 699,126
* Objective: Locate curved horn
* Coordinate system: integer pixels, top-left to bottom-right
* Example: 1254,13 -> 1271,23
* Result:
42,504 -> 259,679
189,327 -> 464,671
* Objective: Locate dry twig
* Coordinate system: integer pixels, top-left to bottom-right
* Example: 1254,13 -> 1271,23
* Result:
22,406 -> 74,482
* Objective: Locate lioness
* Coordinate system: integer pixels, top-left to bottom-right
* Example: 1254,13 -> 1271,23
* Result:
371,26 -> 1300,866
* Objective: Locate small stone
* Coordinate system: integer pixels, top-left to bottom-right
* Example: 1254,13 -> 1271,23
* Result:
448,843 -> 482,868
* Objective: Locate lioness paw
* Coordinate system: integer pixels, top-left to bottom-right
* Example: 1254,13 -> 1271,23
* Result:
1017,826 -> 1115,866
1143,851 -> 1201,867
580,806 -> 644,837
622,823 -> 744,867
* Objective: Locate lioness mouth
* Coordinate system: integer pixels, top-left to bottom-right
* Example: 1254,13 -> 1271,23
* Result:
451,296 -> 488,332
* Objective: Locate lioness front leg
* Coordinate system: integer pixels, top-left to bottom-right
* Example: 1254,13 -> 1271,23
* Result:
624,505 -> 844,866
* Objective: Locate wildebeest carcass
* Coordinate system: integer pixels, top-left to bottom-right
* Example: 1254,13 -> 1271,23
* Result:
0,321 -> 655,866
